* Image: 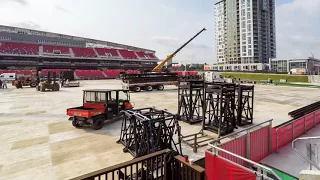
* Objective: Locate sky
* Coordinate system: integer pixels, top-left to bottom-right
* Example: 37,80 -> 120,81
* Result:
0,0 -> 319,64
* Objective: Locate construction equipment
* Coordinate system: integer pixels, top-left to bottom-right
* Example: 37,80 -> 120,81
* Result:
60,70 -> 80,87
122,72 -> 179,92
121,28 -> 206,92
152,28 -> 206,72
36,71 -> 60,92
67,89 -> 131,130
12,74 -> 37,88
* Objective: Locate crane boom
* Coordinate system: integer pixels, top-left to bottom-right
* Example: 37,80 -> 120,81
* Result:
152,28 -> 206,72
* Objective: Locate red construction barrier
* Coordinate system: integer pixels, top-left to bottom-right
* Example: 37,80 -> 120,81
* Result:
275,111 -> 320,152
250,125 -> 271,162
272,128 -> 277,152
305,113 -> 315,131
276,123 -> 293,149
217,123 -> 273,165
293,117 -> 305,138
206,152 -> 256,180
219,136 -> 247,166
315,110 -> 320,124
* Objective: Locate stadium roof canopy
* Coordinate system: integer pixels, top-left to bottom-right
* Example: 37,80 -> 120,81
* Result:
0,25 -> 155,53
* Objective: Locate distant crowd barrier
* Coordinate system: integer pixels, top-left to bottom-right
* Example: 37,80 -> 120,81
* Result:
275,109 -> 320,152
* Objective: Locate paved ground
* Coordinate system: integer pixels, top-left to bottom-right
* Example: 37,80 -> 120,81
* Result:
0,80 -> 319,180
261,124 -> 320,178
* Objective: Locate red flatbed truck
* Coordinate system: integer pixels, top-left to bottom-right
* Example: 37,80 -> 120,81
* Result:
67,89 -> 131,130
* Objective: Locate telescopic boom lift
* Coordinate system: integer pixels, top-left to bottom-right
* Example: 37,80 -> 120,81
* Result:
152,28 -> 206,72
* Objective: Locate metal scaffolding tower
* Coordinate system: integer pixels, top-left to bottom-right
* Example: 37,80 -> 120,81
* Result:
177,80 -> 205,124
117,107 -> 182,157
203,83 -> 236,137
236,85 -> 254,126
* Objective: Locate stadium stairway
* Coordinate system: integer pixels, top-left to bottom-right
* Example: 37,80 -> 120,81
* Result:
69,47 -> 75,57
93,48 -> 100,58
116,49 -> 124,59
74,71 -> 79,79
39,45 -> 43,55
134,51 -> 141,60
101,71 -> 107,78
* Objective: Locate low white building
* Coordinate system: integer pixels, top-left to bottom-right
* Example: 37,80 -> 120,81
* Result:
270,57 -> 320,74
208,63 -> 267,71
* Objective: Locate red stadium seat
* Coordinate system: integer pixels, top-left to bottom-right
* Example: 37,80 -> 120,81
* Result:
136,51 -> 157,59
103,69 -> 127,79
72,47 -> 97,57
0,42 -> 39,55
118,49 -> 138,59
43,45 -> 70,55
0,69 -> 36,75
75,70 -> 105,79
126,70 -> 141,74
95,48 -> 119,57
39,69 -> 72,77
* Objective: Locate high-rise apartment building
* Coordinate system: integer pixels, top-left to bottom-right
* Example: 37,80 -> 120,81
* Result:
215,0 -> 276,66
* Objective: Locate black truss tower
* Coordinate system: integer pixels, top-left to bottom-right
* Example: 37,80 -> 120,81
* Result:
117,107 -> 182,158
177,80 -> 205,124
203,83 -> 236,137
235,85 -> 254,126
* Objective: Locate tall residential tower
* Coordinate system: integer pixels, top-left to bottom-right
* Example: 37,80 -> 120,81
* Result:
215,0 -> 276,68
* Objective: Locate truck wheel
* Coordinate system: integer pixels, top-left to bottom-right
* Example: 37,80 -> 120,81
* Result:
72,119 -> 81,128
146,85 -> 153,91
157,85 -> 164,91
30,82 -> 37,88
133,86 -> 141,92
54,83 -> 60,91
91,118 -> 104,130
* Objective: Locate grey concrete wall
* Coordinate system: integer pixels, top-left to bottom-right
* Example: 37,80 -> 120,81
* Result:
300,170 -> 320,180
309,75 -> 320,83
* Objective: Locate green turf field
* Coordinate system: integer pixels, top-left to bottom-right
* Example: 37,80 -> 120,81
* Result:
221,72 -> 308,83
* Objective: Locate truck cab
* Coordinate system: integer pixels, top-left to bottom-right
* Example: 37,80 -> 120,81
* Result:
67,89 -> 131,130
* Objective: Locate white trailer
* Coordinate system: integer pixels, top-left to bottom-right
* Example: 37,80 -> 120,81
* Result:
0,73 -> 16,82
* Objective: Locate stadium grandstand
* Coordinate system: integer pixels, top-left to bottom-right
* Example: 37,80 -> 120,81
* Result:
0,25 -> 160,79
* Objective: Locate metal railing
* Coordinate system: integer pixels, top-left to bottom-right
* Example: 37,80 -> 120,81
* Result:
208,144 -> 281,180
71,149 -> 168,180
276,111 -> 318,152
292,136 -> 320,170
168,156 -> 205,180
71,149 -> 205,180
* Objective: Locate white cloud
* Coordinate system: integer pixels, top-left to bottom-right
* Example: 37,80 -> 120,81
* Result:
12,21 -> 44,31
276,0 -> 320,58
0,0 -> 28,5
152,36 -> 180,46
54,4 -> 75,15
